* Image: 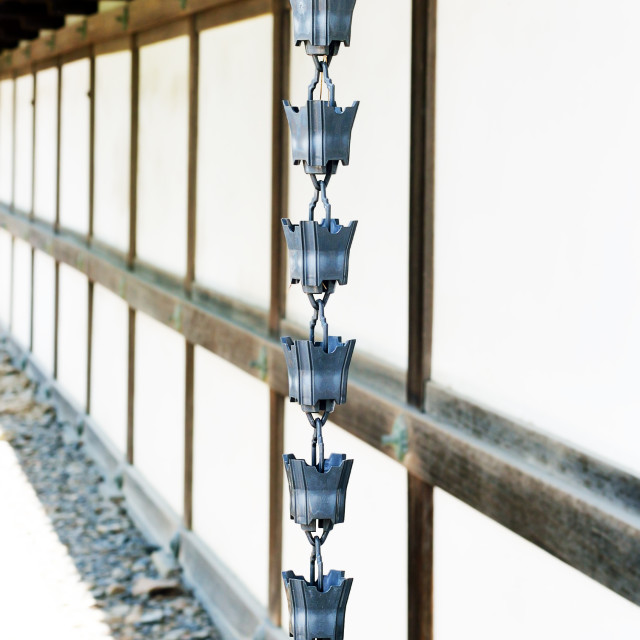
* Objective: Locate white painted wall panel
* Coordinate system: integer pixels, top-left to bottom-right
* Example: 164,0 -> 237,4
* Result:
34,68 -> 58,223
14,75 -> 33,214
134,312 -> 185,516
91,284 -> 128,454
94,51 -> 131,253
137,37 -> 188,277
281,403 -> 408,638
0,79 -> 14,204
285,0 -> 412,370
59,59 -> 90,235
0,230 -> 10,328
57,264 -> 88,410
11,238 -> 31,349
435,489 -> 640,639
196,16 -> 273,310
432,0 -> 640,475
192,347 -> 270,605
32,251 -> 55,377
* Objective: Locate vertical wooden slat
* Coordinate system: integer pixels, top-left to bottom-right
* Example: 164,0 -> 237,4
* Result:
268,388 -> 285,624
86,280 -> 94,413
8,237 -> 14,334
408,0 -> 437,402
53,260 -> 59,378
126,306 -> 135,464
30,70 -> 36,220
54,58 -> 62,233
184,16 -> 199,530
29,248 -> 34,351
268,0 -> 291,626
407,1 -> 438,639
29,70 -> 36,351
185,16 -> 199,293
88,47 -> 96,241
126,35 -> 139,466
128,35 -> 139,269
53,58 -> 62,378
86,47 -> 96,415
184,341 -> 195,529
268,1 -> 290,333
10,71 -> 16,212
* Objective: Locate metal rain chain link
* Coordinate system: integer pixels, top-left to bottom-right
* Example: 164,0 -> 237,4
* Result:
281,1 -> 358,639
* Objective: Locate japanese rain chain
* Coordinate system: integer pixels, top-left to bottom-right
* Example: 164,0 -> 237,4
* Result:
280,1 -> 358,639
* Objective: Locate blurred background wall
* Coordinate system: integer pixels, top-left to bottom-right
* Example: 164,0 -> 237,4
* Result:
0,1 -> 639,638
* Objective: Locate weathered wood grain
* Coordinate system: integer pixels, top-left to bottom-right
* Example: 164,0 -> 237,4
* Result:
267,0 -> 290,626
407,1 -> 438,636
2,207 -> 639,606
0,0 -> 266,76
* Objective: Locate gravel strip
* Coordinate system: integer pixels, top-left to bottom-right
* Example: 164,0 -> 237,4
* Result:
0,348 -> 222,640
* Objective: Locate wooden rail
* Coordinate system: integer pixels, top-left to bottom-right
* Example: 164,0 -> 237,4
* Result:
0,0 -> 265,78
2,206 -> 640,607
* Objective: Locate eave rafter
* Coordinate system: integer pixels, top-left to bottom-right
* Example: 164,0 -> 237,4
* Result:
0,0 -> 99,53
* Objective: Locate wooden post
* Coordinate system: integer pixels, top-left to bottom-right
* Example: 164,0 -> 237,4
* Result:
88,47 -> 95,241
53,58 -> 61,377
126,306 -> 135,464
128,35 -> 139,270
86,47 -> 96,414
29,248 -> 34,351
126,35 -> 139,465
53,260 -> 59,378
183,17 -> 199,529
30,70 -> 36,220
29,70 -> 36,351
184,341 -> 195,529
54,58 -> 61,233
407,0 -> 437,638
10,71 -> 16,212
267,0 -> 290,626
185,16 -> 199,294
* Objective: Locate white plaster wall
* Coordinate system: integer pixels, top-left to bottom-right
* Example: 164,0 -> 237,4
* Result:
90,284 -> 128,455
432,0 -> 640,475
34,68 -> 58,223
59,59 -> 90,236
57,264 -> 88,410
195,16 -> 273,310
192,347 -> 270,606
434,489 -> 640,639
0,79 -> 14,204
94,50 -> 131,254
134,312 -> 185,516
11,238 -> 31,350
32,251 -> 55,377
281,402 -> 408,639
286,0 -> 412,370
0,230 -> 10,327
14,75 -> 33,214
137,37 -> 188,276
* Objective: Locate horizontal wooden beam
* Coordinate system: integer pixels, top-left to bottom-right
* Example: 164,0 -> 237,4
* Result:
1,206 -> 640,607
0,0 -> 268,76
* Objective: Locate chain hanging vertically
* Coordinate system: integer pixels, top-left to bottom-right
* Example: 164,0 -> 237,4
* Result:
281,1 -> 358,638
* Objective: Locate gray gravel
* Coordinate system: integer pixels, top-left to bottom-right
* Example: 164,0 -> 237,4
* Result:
0,348 -> 222,640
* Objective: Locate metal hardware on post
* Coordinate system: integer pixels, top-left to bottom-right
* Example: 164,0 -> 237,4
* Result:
116,6 -> 129,31
281,2 -> 358,637
382,416 -> 409,462
250,346 -> 269,382
76,19 -> 88,41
